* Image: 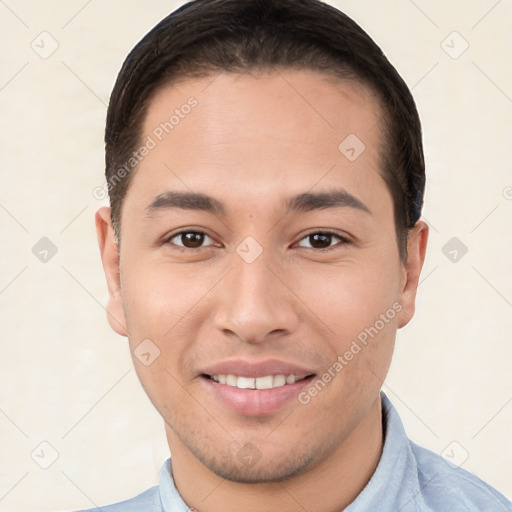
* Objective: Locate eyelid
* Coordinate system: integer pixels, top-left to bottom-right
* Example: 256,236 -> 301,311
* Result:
164,229 -> 218,249
294,230 -> 351,249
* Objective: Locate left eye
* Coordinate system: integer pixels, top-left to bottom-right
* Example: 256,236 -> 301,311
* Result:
296,232 -> 346,250
167,231 -> 215,249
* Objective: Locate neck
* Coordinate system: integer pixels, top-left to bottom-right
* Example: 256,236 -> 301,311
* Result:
167,395 -> 383,512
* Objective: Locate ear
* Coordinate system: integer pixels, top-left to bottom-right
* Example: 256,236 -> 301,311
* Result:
397,220 -> 429,328
95,207 -> 128,337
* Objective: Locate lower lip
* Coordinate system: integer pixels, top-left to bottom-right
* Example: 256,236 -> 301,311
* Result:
201,375 -> 314,416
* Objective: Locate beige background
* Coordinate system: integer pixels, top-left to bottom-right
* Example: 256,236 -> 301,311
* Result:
1,1 -> 511,511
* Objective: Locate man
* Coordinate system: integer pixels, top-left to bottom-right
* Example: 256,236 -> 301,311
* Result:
85,0 -> 512,510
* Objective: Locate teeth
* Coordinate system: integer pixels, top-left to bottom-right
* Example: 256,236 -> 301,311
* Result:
226,374 -> 238,386
210,374 -> 298,389
237,376 -> 255,389
255,375 -> 273,389
273,374 -> 286,387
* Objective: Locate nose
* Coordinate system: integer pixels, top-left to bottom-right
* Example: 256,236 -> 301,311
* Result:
213,249 -> 300,344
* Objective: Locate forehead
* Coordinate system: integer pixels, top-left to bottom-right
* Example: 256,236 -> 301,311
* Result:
128,70 -> 389,215
145,70 -> 382,150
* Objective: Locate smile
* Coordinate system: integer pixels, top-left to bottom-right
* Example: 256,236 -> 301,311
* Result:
202,372 -> 316,415
206,374 -> 303,389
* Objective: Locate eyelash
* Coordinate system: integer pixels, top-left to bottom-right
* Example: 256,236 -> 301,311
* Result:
164,230 -> 350,252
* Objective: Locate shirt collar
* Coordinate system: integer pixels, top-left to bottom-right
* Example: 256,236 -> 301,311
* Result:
158,458 -> 189,512
345,391 -> 421,511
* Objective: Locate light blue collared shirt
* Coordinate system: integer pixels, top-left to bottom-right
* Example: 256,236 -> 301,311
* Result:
77,392 -> 512,511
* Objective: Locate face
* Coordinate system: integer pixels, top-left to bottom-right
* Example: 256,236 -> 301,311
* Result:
97,70 -> 427,483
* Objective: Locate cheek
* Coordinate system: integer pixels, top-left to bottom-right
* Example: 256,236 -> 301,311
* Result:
119,256 -> 216,394
297,256 -> 401,336
294,253 -> 401,387
120,257 -> 202,338
118,262 -> 201,404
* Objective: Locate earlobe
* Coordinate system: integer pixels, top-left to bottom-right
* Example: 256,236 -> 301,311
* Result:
397,220 -> 429,329
95,207 -> 128,337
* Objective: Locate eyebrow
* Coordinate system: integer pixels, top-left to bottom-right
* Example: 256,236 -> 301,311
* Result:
145,188 -> 371,217
286,190 -> 371,214
146,191 -> 226,216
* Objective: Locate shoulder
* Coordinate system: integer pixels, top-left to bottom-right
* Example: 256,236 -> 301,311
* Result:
410,441 -> 512,511
74,485 -> 162,512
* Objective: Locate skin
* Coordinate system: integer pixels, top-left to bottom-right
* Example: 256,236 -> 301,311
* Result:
96,70 -> 428,512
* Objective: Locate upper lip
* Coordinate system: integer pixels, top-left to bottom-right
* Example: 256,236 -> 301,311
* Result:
200,359 -> 316,380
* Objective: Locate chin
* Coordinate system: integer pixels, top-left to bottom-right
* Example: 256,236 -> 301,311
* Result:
203,453 -> 315,484
181,432 -> 327,484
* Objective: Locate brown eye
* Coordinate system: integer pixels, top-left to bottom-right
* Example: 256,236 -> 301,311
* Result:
296,232 -> 346,250
309,233 -> 332,249
168,231 -> 213,249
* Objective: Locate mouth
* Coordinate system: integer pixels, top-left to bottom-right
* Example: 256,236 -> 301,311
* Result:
200,370 -> 316,416
202,373 -> 315,390
199,359 -> 317,415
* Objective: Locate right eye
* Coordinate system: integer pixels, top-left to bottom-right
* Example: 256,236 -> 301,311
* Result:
165,230 -> 216,250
